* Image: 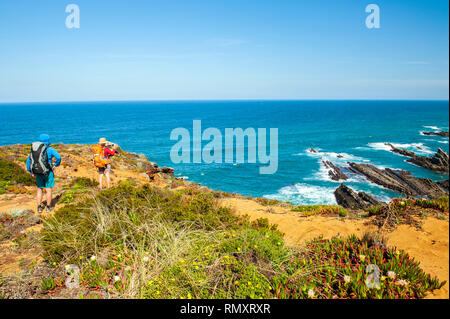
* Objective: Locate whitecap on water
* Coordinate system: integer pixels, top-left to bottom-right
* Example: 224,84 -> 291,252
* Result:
264,183 -> 337,205
423,125 -> 440,130
300,148 -> 370,162
367,142 -> 434,155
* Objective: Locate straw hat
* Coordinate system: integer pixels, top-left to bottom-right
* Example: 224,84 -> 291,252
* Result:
98,137 -> 108,145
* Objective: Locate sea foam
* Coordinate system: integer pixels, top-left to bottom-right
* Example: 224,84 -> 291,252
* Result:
367,142 -> 434,155
265,183 -> 337,205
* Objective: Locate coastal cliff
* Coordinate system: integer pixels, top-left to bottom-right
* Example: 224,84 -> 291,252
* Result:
0,144 -> 448,299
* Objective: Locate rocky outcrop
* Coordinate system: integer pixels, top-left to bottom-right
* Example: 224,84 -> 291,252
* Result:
437,180 -> 449,192
334,184 -> 384,210
160,167 -> 175,175
422,131 -> 449,137
124,152 -> 175,179
385,144 -> 449,174
322,160 -> 348,181
385,143 -> 416,157
407,148 -> 449,174
347,162 -> 447,198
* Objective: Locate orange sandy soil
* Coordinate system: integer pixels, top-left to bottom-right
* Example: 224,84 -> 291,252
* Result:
0,144 -> 448,299
220,198 -> 449,299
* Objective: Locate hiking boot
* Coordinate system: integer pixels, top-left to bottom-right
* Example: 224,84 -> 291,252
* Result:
37,205 -> 45,213
46,206 -> 54,213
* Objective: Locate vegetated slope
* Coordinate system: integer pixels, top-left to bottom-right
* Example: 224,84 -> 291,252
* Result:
0,144 -> 448,299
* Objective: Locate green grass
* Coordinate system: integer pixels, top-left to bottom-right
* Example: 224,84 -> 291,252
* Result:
256,197 -> 280,206
59,177 -> 99,203
40,184 -> 444,299
367,205 -> 385,216
71,177 -> 98,188
0,158 -> 34,186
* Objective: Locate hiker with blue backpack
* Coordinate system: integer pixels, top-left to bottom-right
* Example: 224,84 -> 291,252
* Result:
26,134 -> 61,213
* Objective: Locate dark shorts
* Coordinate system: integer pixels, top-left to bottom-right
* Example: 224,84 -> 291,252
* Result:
98,164 -> 111,174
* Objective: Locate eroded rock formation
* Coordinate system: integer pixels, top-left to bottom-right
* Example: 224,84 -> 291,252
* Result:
385,144 -> 449,174
334,184 -> 384,210
322,160 -> 348,181
422,131 -> 449,137
347,162 -> 447,198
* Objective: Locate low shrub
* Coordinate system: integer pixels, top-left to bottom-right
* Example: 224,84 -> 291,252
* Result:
40,184 -> 444,299
272,235 -> 445,299
0,158 -> 34,186
367,205 -> 384,216
71,177 -> 98,188
414,197 -> 449,212
256,198 -> 280,206
292,205 -> 348,217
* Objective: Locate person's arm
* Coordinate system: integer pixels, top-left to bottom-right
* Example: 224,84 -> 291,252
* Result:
104,147 -> 116,158
26,153 -> 31,173
48,147 -> 62,167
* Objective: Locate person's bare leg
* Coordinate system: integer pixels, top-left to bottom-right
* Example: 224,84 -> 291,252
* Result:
45,188 -> 52,207
106,172 -> 111,188
36,188 -> 43,206
99,173 -> 104,189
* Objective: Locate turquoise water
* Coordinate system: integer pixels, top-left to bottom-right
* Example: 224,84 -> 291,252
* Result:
0,100 -> 448,204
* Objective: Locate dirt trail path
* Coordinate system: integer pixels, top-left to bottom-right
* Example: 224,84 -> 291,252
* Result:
0,144 -> 156,277
221,197 -> 449,299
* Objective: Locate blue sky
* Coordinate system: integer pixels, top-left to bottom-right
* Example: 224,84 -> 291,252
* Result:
0,0 -> 448,102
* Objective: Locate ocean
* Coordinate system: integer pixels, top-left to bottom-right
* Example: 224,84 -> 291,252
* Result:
0,100 -> 448,205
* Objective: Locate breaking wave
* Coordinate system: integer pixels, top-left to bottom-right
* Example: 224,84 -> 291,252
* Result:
264,183 -> 337,205
367,142 -> 434,155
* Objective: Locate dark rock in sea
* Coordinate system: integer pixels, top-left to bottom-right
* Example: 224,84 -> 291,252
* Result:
334,184 -> 384,210
347,162 -> 447,199
385,143 -> 416,157
407,148 -> 449,174
385,144 -> 449,174
322,160 -> 348,181
437,179 -> 449,192
422,131 -> 450,137
308,148 -> 318,153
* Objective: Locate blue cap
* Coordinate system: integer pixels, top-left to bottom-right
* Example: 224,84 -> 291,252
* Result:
39,134 -> 50,145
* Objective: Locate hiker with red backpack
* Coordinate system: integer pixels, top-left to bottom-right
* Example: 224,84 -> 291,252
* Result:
26,134 -> 62,213
94,137 -> 116,189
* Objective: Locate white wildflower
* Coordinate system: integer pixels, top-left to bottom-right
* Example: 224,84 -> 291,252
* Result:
387,271 -> 396,279
90,255 -> 96,261
396,279 -> 408,286
307,288 -> 315,298
344,275 -> 351,283
114,275 -> 121,282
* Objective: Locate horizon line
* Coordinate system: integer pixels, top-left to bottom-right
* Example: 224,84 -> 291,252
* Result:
0,98 -> 449,105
